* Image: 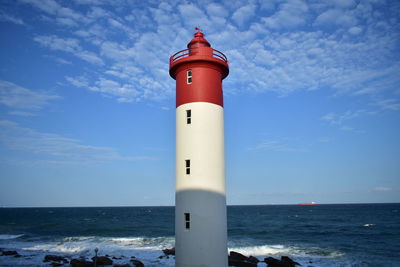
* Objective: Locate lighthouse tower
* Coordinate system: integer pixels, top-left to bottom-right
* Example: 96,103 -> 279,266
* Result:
169,30 -> 229,267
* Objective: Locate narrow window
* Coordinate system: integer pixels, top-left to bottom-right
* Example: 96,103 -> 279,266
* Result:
185,159 -> 190,175
184,213 -> 190,229
186,109 -> 191,124
187,70 -> 192,84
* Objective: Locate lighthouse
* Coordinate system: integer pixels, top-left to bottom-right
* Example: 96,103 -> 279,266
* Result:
169,30 -> 229,267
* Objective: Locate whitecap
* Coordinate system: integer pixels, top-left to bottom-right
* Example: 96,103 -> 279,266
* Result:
0,234 -> 24,240
363,224 -> 375,227
228,244 -> 345,259
229,244 -> 292,256
109,237 -> 174,248
19,236 -> 175,258
62,236 -> 95,242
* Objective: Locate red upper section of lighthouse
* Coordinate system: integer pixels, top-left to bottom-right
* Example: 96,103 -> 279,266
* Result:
187,32 -> 210,48
170,30 -> 229,107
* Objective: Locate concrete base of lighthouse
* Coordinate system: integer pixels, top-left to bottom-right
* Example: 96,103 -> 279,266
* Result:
175,102 -> 228,267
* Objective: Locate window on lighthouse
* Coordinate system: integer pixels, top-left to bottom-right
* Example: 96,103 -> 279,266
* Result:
184,213 -> 190,229
186,110 -> 191,124
185,159 -> 191,175
187,70 -> 192,84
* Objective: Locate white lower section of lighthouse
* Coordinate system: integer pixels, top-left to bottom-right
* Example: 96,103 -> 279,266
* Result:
175,102 -> 228,267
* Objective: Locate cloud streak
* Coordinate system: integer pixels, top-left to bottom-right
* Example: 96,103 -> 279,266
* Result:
0,11 -> 24,25
0,120 -> 152,164
321,109 -> 376,125
34,35 -> 104,65
373,186 -> 393,192
249,139 -> 307,152
0,80 -> 59,110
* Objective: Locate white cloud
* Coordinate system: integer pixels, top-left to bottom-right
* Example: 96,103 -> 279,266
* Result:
249,139 -> 307,152
206,3 -> 229,18
376,99 -> 400,111
318,137 -> 331,143
76,50 -> 104,65
34,35 -> 104,65
56,17 -> 78,27
17,0 -> 399,107
321,109 -> 375,125
8,111 -> 36,117
263,0 -> 309,29
107,18 -> 136,37
149,2 -> 178,26
331,0 -> 357,9
88,6 -> 109,20
21,0 -> 89,27
0,120 -> 152,164
348,26 -> 362,35
66,28 -> 174,103
221,15 -> 400,101
20,0 -> 61,15
100,41 -> 133,61
178,4 -> 210,29
0,80 -> 59,110
43,55 -> 72,65
66,76 -> 141,103
34,35 -> 80,53
65,76 -> 89,88
373,186 -> 393,192
0,11 -> 24,25
314,9 -> 357,27
340,125 -> 358,132
232,4 -> 256,27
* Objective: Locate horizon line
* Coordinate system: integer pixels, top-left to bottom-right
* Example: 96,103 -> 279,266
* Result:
1,202 -> 399,209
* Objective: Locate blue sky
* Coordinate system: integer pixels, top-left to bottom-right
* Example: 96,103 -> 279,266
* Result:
0,0 -> 399,207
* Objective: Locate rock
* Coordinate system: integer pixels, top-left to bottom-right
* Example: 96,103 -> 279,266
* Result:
113,265 -> 131,267
92,256 -> 113,266
248,256 -> 260,263
228,251 -> 257,267
162,247 -> 175,256
131,259 -> 144,267
51,263 -> 64,267
265,256 -> 281,266
2,250 -> 19,256
229,261 -> 257,267
229,251 -> 249,262
70,258 -> 94,267
44,255 -> 68,263
264,256 -> 301,267
281,256 -> 301,266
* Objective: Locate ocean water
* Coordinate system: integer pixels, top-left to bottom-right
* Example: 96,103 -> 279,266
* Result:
0,203 -> 399,266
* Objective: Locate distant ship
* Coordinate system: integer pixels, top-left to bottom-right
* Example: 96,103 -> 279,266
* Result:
298,202 -> 317,205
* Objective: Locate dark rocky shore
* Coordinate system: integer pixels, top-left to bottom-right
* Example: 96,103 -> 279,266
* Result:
1,247 -> 311,267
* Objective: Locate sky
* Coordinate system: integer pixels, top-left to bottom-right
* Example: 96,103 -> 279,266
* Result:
0,0 -> 399,207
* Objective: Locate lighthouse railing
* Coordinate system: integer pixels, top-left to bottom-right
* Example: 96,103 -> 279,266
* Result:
170,47 -> 228,64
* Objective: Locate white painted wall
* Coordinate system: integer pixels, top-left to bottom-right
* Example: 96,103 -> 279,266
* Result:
175,102 -> 227,267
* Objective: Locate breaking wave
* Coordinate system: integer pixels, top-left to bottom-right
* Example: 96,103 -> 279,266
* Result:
229,244 -> 345,258
0,234 -> 24,240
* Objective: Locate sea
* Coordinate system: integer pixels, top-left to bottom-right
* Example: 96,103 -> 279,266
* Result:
0,203 -> 399,266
